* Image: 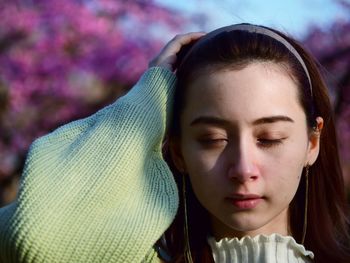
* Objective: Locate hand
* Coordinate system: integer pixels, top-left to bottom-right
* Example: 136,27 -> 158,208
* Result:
149,32 -> 205,71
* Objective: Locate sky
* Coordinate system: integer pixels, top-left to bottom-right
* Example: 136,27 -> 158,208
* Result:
155,0 -> 349,39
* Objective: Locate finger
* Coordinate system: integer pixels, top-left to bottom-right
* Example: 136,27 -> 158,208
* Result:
164,32 -> 206,55
148,32 -> 206,70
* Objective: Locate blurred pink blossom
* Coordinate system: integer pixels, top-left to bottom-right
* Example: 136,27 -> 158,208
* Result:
0,0 -> 196,180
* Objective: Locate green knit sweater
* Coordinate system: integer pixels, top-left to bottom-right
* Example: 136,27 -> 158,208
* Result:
0,67 -> 178,263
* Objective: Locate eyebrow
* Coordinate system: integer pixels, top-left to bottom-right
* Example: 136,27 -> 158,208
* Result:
252,115 -> 294,125
190,115 -> 294,127
190,116 -> 230,127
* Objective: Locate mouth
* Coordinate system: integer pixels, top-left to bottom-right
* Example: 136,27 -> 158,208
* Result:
226,194 -> 263,210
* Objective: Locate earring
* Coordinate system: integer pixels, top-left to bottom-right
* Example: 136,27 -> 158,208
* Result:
182,174 -> 193,263
301,165 -> 310,245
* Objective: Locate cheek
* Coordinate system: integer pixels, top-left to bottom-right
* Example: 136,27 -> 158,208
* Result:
260,146 -> 305,200
263,131 -> 308,171
180,140 -> 226,195
278,141 -> 308,181
181,137 -> 222,173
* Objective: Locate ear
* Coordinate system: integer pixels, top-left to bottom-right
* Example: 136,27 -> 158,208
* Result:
169,138 -> 186,173
306,116 -> 324,166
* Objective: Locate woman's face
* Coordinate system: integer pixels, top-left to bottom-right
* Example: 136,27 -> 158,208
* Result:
173,62 -> 321,239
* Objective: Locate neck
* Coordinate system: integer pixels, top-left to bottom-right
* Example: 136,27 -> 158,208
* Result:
210,208 -> 289,241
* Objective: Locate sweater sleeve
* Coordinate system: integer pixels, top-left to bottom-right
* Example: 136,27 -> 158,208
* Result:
0,67 -> 179,263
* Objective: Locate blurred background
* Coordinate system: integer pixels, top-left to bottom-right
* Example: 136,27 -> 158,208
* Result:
0,0 -> 349,206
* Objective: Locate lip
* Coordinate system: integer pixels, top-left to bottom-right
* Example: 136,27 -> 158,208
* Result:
226,193 -> 263,210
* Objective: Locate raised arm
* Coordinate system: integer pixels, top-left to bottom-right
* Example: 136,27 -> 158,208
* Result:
0,32 -> 205,263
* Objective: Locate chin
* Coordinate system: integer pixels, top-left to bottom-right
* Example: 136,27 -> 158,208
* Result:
219,215 -> 272,237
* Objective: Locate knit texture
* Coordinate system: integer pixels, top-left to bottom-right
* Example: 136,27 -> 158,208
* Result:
0,67 -> 178,263
208,234 -> 314,263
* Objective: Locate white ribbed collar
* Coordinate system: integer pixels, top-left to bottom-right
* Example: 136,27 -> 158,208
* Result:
207,234 -> 314,263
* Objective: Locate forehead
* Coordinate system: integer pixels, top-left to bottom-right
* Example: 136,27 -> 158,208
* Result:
183,62 -> 305,124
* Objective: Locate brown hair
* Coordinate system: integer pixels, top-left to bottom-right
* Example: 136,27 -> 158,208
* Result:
162,24 -> 350,262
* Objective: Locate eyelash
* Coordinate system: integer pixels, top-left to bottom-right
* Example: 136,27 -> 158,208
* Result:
198,138 -> 228,147
198,137 -> 285,149
257,138 -> 284,148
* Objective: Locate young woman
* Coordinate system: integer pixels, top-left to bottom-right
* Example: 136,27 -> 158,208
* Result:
160,24 -> 350,263
0,24 -> 349,263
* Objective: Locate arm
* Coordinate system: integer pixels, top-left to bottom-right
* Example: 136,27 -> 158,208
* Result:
0,32 -> 205,263
0,67 -> 177,263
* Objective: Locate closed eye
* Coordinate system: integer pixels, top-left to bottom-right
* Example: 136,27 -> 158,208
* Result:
257,138 -> 285,148
198,138 -> 228,148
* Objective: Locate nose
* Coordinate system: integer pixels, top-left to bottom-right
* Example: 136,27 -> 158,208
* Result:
227,141 -> 259,183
